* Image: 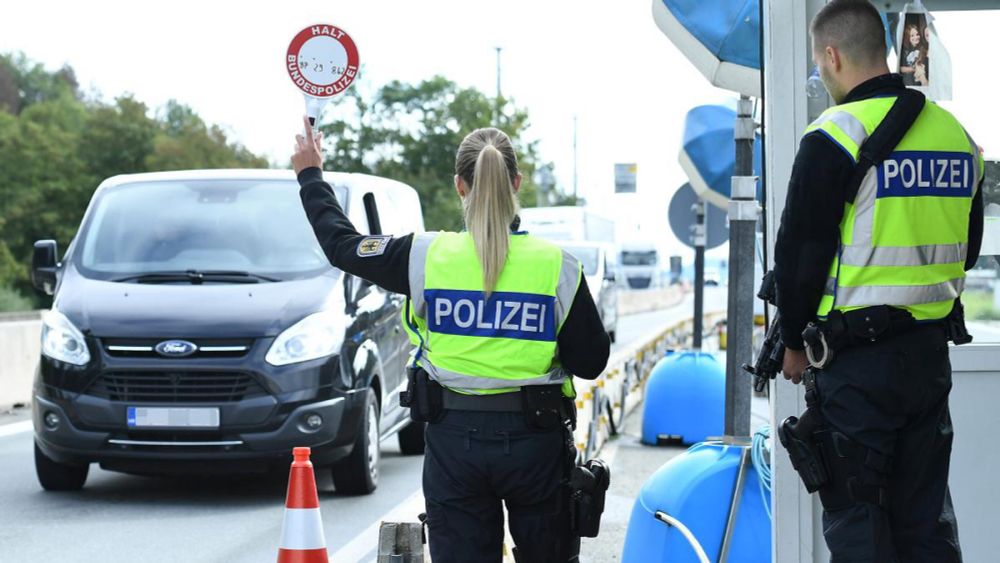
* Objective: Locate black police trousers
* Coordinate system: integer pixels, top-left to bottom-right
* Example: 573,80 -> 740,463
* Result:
422,409 -> 578,563
816,323 -> 961,562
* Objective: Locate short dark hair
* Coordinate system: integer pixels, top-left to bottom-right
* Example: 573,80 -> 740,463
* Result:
811,0 -> 887,66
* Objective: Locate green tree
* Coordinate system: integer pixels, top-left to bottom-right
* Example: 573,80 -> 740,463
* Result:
80,96 -> 158,180
0,53 -> 270,310
0,52 -> 78,114
146,100 -> 268,171
321,76 -> 568,231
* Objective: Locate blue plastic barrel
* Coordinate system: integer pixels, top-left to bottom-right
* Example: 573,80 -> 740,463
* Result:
621,441 -> 771,562
641,350 -> 724,445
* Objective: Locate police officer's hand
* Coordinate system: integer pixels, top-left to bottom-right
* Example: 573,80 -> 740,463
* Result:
782,348 -> 809,385
292,116 -> 324,175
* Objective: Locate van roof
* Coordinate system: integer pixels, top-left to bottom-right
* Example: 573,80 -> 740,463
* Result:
96,169 -> 408,191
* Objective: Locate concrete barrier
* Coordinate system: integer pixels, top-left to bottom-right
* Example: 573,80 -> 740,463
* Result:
0,310 -> 42,409
617,286 -> 685,316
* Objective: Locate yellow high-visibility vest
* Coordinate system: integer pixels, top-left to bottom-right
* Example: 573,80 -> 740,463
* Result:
403,231 -> 581,396
806,96 -> 983,320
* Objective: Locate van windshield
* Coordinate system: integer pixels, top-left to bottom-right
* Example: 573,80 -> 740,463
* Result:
621,250 -> 657,266
75,179 -> 344,281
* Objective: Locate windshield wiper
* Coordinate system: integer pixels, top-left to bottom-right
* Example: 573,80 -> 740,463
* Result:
111,270 -> 281,284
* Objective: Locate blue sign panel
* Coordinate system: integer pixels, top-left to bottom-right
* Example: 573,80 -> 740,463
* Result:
424,289 -> 557,342
876,151 -> 974,199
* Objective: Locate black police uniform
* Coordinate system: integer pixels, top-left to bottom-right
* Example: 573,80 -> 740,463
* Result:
774,74 -> 983,562
298,167 -> 611,562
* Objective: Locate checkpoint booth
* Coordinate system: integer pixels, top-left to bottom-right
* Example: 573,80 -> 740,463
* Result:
761,1 -> 1000,561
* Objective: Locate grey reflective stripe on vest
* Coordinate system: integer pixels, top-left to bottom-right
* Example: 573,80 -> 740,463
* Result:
965,129 -> 982,194
814,110 -> 869,158
839,243 -> 967,267
835,278 -> 964,308
850,168 -> 879,247
824,277 -> 837,296
407,232 -> 439,317
556,250 -> 583,328
421,360 -> 570,390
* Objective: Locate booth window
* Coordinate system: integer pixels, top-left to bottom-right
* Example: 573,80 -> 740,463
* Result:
965,159 -> 1000,343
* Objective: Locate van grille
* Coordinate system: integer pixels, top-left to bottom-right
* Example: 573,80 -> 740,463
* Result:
87,371 -> 265,403
101,338 -> 252,359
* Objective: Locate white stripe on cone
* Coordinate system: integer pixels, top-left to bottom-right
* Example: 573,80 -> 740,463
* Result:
279,508 -> 327,550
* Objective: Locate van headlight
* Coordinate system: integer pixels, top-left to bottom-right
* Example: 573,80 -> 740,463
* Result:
41,310 -> 91,366
266,311 -> 345,366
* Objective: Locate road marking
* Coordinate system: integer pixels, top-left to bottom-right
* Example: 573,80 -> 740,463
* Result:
329,489 -> 425,562
0,420 -> 32,438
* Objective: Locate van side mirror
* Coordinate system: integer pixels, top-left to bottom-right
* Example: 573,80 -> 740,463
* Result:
32,239 -> 59,295
604,268 -> 617,283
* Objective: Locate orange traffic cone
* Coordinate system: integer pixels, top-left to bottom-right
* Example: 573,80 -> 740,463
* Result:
277,447 -> 329,563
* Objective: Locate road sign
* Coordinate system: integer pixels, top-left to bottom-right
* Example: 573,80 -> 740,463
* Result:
286,24 -> 360,98
668,183 -> 728,250
679,104 -> 761,211
615,163 -> 637,193
286,24 -> 360,125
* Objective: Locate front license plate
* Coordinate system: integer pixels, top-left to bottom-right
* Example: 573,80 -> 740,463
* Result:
127,407 -> 220,428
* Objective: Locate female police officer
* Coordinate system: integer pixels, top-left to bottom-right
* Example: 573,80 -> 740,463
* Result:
292,118 -> 610,563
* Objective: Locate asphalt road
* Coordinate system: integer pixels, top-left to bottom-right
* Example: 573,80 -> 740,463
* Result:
0,288 -> 727,563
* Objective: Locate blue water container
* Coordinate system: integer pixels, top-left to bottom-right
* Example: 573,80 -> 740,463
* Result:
621,441 -> 771,562
641,350 -> 724,445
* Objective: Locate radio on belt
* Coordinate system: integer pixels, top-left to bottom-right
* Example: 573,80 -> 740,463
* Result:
285,24 -> 361,129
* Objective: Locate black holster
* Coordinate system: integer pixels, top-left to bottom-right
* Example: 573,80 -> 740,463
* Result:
777,371 -> 891,510
399,367 -> 444,423
945,298 -> 973,345
521,384 -> 569,431
777,370 -> 830,492
569,459 -> 610,538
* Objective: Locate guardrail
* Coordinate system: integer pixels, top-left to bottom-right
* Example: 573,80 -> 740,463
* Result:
571,310 -> 727,462
0,310 -> 42,410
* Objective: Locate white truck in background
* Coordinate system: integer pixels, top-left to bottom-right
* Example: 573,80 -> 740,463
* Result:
518,206 -> 615,244
619,240 -> 660,289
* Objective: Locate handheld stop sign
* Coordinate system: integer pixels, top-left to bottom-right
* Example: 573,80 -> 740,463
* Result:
286,24 -> 360,128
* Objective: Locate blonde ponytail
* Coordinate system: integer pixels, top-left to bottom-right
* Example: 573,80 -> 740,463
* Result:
455,128 -> 520,295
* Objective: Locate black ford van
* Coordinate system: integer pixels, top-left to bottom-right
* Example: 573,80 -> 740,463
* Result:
30,169 -> 424,494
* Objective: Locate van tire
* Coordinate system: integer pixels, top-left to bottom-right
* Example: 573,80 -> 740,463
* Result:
397,421 -> 425,455
332,389 -> 379,495
35,442 -> 88,491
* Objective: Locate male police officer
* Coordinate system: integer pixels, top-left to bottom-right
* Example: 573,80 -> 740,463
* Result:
774,1 -> 984,561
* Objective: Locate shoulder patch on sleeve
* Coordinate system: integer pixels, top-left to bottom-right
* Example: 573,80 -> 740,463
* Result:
357,235 -> 392,257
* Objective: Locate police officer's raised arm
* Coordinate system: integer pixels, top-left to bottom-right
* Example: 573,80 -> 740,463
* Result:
293,118 -> 412,295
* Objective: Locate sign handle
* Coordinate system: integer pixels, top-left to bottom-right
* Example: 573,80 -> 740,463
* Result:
303,95 -> 329,134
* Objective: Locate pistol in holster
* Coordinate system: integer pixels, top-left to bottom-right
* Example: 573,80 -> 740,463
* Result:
569,459 -> 611,538
777,369 -> 830,492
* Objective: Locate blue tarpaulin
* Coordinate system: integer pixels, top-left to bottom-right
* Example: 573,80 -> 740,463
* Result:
679,104 -> 762,210
652,0 -> 761,96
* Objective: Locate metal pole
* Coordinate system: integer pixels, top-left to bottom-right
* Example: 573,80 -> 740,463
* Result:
693,200 -> 706,350
572,115 -> 579,202
718,445 -> 752,563
495,47 -> 502,123
724,95 -> 757,437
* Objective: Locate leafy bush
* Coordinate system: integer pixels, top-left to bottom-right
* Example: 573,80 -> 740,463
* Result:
0,285 -> 33,312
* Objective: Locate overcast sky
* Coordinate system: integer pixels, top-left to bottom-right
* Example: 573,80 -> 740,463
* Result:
2,1 -> 996,260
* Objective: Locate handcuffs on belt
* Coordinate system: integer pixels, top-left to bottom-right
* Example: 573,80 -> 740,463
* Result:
802,322 -> 834,370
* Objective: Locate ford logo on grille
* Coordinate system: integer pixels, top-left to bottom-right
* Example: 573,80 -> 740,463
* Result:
155,340 -> 198,357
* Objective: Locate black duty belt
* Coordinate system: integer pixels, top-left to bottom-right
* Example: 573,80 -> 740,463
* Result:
804,305 -> 920,369
442,389 -> 523,412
